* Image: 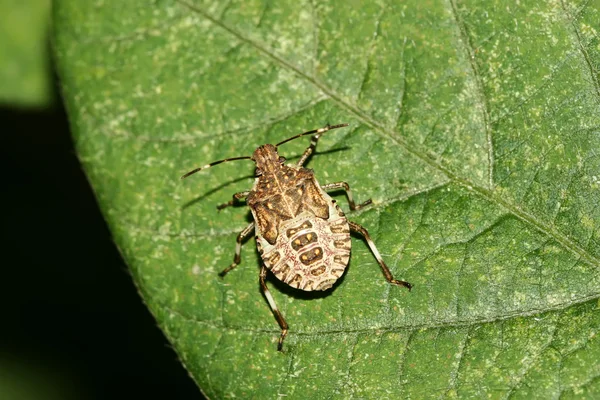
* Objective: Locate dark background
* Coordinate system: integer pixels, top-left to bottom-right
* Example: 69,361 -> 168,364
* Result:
1,83 -> 203,398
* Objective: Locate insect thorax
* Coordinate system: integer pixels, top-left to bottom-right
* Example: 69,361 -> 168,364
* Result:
255,199 -> 351,291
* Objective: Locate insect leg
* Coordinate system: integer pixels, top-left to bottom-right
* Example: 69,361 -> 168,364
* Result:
259,265 -> 289,351
219,222 -> 255,277
217,191 -> 250,210
321,181 -> 372,210
296,132 -> 321,167
348,221 -> 412,290
295,124 -> 348,166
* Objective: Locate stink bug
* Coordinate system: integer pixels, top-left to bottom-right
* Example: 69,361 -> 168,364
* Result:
182,124 -> 412,351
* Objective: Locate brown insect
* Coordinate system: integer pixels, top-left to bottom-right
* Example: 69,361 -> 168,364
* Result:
182,123 -> 412,351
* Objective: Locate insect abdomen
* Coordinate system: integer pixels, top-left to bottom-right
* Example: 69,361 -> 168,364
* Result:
258,210 -> 350,291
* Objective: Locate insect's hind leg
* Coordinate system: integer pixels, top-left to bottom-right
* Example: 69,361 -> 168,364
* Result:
321,181 -> 372,211
348,221 -> 412,290
217,191 -> 250,210
259,265 -> 289,351
219,222 -> 255,277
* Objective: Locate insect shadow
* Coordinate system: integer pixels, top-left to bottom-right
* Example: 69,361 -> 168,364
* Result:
283,146 -> 350,164
180,174 -> 255,211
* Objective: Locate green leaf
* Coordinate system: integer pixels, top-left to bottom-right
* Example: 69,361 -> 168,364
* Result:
0,0 -> 52,107
54,0 -> 600,398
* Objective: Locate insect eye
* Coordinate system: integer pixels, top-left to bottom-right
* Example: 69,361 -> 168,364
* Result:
255,168 -> 263,176
279,156 -> 286,164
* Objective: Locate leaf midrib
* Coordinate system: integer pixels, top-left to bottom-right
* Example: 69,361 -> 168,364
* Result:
153,289 -> 600,333
174,0 -> 600,271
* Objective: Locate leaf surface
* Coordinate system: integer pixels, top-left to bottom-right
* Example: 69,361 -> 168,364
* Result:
54,0 -> 600,398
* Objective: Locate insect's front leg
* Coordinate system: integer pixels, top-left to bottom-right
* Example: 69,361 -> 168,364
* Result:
296,124 -> 338,167
259,265 -> 289,351
321,181 -> 372,211
348,221 -> 412,290
219,222 -> 254,277
217,191 -> 250,210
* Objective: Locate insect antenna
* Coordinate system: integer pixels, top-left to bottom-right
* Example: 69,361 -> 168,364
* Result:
181,156 -> 252,179
275,123 -> 349,147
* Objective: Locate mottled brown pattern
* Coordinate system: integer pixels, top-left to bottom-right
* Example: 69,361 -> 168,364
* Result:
248,144 -> 329,244
299,247 -> 324,265
299,178 -> 330,218
266,251 -> 281,267
334,238 -> 351,250
290,274 -> 303,286
333,255 -> 348,266
300,280 -> 315,290
272,263 -> 291,280
252,203 -> 281,245
331,268 -> 345,278
286,220 -> 312,238
291,232 -> 318,250
329,224 -> 350,234
310,265 -> 326,276
260,207 -> 350,291
314,279 -> 337,291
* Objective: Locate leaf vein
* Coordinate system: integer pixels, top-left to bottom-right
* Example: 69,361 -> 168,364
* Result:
443,326 -> 471,398
172,0 -> 600,272
156,291 -> 600,338
560,0 -> 600,100
355,4 -> 385,105
447,0 -> 494,189
503,315 -> 559,400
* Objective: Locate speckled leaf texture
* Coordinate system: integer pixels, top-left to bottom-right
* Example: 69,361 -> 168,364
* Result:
53,0 -> 600,398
